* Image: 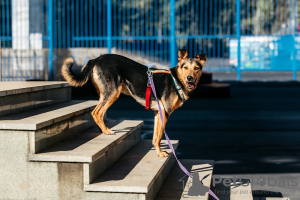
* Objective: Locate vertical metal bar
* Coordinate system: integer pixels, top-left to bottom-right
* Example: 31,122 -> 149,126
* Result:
118,0 -> 121,53
218,0 -> 221,69
48,0 -> 54,80
150,0 -> 153,62
62,0 -> 65,48
89,0 -> 93,47
99,0 -> 102,48
67,0 -> 70,48
291,0 -> 297,80
94,0 -> 97,47
122,0 -> 125,55
80,0 -> 83,47
222,0 -> 226,69
275,0 -> 278,35
204,0 -> 208,57
236,0 -> 241,80
195,0 -> 199,56
155,0 -> 158,62
126,0 -> 129,57
143,0 -> 146,60
213,0 -> 217,69
41,0 -> 45,79
76,0 -> 79,47
84,1 -> 87,48
0,39 -> 2,81
113,0 -> 117,49
107,0 -> 112,53
163,0 -> 167,64
132,0 -> 135,57
170,0 -> 176,68
5,0 -> 8,80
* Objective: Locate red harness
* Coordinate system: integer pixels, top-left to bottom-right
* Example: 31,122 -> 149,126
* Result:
145,70 -> 171,110
145,84 -> 152,110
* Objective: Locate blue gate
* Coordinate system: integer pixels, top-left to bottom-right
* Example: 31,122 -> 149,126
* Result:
0,0 -> 299,81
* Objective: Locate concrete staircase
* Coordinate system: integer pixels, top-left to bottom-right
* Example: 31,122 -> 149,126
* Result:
0,82 -> 196,200
0,81 -> 277,200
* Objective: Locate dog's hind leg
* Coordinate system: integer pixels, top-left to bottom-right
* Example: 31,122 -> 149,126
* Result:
94,85 -> 122,135
91,94 -> 105,131
153,111 -> 169,157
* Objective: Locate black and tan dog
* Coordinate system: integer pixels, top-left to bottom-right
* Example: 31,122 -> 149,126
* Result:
61,49 -> 207,157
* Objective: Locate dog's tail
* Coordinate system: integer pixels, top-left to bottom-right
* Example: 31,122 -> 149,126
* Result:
61,57 -> 94,87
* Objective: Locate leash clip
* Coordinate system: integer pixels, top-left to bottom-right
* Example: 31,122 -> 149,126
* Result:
147,69 -> 153,77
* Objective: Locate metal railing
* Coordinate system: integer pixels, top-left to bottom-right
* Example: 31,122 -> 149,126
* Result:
0,0 -> 299,81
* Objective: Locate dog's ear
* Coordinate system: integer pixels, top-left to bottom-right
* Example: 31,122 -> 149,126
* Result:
195,53 -> 207,67
178,49 -> 188,62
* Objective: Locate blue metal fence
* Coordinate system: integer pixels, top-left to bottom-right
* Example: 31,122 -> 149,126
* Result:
0,0 -> 299,81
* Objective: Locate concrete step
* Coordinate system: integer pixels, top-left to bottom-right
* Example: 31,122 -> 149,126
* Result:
230,179 -> 253,200
30,120 -> 143,186
209,178 -> 253,200
0,117 -> 144,200
0,81 -> 71,117
85,139 -> 178,200
156,159 -> 214,200
0,100 -> 98,153
29,120 -> 143,162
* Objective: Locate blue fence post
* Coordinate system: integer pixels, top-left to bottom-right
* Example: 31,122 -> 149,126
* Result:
107,0 -> 112,53
291,0 -> 297,80
48,0 -> 54,81
236,0 -> 241,80
170,0 -> 176,68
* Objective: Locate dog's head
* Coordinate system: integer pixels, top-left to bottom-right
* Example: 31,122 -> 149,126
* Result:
176,49 -> 207,91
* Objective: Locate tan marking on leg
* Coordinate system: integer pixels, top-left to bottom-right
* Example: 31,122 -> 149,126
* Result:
152,111 -> 169,157
121,82 -> 131,96
91,94 -> 105,126
95,85 -> 122,135
91,71 -> 100,95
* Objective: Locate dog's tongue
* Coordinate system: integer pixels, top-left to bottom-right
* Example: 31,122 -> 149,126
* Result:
191,83 -> 196,89
188,82 -> 196,89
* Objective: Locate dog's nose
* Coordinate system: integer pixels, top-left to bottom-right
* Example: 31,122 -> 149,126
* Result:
187,76 -> 193,81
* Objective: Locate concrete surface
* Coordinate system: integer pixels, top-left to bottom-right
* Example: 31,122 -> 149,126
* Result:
0,81 -> 69,96
230,180 -> 253,200
29,120 -> 143,162
156,159 -> 214,200
0,100 -> 97,130
0,83 -> 71,117
0,120 -> 148,200
85,140 -> 178,199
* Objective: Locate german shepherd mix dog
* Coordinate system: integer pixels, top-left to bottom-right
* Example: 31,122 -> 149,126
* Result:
61,49 -> 207,157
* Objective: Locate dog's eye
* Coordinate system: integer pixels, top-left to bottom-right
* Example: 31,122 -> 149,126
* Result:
184,66 -> 188,70
194,67 -> 199,70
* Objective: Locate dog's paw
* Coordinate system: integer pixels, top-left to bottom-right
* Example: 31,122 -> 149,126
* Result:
157,151 -> 169,157
103,128 -> 115,135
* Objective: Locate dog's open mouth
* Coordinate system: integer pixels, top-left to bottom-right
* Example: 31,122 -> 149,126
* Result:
186,81 -> 196,90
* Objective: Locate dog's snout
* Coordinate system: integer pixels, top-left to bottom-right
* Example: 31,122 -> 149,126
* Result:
187,76 -> 193,81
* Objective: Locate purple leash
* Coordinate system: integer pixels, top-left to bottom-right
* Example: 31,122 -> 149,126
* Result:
148,76 -> 219,200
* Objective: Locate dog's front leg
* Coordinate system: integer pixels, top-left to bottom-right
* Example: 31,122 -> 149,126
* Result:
153,111 -> 169,157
